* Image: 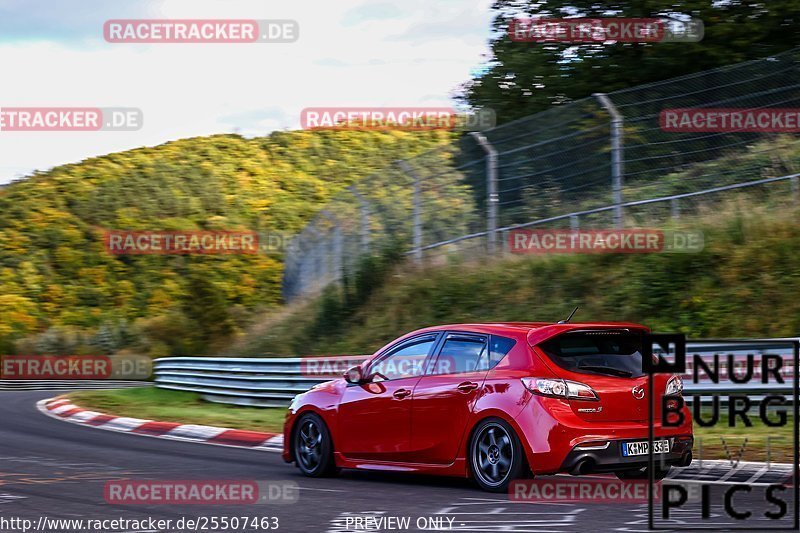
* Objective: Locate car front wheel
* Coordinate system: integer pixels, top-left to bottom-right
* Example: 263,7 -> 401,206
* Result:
469,418 -> 526,492
293,412 -> 337,477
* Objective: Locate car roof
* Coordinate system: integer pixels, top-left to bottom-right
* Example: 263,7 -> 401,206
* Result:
369,321 -> 649,359
417,322 -> 549,335
409,321 -> 647,337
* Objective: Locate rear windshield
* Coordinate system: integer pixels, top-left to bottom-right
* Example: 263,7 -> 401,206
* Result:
538,331 -> 644,378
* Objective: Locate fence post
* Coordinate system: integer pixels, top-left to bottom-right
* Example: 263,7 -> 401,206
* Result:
470,132 -> 499,255
671,198 -> 680,220
320,210 -> 343,285
570,215 -> 579,231
594,93 -> 624,229
349,185 -> 371,256
792,176 -> 799,203
296,230 -> 313,298
313,232 -> 325,291
281,243 -> 294,301
332,224 -> 342,283
300,225 -> 323,293
398,160 -> 423,264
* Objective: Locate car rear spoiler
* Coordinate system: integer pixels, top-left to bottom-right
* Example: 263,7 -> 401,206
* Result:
526,323 -> 650,348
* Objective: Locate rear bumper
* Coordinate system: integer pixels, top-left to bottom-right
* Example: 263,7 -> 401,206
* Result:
560,436 -> 693,474
512,395 -> 694,475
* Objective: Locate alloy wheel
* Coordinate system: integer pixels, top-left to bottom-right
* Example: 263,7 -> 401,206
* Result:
473,423 -> 514,487
296,418 -> 323,472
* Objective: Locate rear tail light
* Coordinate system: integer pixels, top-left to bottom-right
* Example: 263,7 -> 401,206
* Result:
521,377 -> 599,401
666,375 -> 683,396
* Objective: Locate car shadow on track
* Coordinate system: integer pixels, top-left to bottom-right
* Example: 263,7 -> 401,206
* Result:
292,467 -> 482,491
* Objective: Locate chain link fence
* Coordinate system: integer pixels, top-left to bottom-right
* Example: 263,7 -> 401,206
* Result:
283,48 -> 800,302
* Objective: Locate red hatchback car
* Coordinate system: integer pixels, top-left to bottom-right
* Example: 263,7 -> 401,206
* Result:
282,322 -> 693,492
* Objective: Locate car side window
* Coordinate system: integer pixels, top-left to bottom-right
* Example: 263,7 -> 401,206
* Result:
429,335 -> 487,376
368,338 -> 436,381
484,335 -> 517,369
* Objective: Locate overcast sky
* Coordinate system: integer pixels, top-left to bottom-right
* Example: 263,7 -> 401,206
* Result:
0,0 -> 494,184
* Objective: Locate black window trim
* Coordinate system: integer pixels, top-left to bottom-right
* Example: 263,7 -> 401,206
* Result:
361,332 -> 442,382
425,330 -> 489,377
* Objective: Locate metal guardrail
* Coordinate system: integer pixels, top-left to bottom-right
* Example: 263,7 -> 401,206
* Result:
0,380 -> 151,391
155,340 -> 798,408
154,356 -> 368,407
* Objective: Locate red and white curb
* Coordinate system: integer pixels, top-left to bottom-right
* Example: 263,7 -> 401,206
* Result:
37,396 -> 284,452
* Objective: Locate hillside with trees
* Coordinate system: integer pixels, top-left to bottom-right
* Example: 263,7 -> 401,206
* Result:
0,130 -> 453,356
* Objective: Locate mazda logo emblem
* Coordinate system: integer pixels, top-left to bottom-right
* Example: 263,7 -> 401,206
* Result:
632,386 -> 646,400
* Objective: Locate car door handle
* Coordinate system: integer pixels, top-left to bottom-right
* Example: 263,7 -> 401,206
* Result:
393,388 -> 411,399
457,381 -> 479,392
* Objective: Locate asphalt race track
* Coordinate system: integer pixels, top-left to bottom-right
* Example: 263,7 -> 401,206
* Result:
0,391 -> 795,533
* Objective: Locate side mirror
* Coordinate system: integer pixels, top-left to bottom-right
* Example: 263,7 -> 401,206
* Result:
344,365 -> 363,384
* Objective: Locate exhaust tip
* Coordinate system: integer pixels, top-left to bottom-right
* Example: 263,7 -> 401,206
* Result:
569,458 -> 593,475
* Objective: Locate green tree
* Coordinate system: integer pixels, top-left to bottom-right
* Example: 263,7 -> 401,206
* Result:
182,273 -> 236,350
461,0 -> 800,122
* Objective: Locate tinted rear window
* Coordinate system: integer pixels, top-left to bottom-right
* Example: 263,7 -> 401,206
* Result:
539,331 -> 644,378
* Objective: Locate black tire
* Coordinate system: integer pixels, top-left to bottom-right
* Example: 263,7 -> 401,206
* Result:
615,465 -> 671,481
469,418 -> 526,492
292,412 -> 337,477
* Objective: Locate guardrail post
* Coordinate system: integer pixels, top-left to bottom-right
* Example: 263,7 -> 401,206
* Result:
671,198 -> 680,220
470,132 -> 499,255
697,437 -> 703,468
594,93 -> 624,229
792,176 -> 799,203
570,215 -> 579,231
398,160 -> 423,264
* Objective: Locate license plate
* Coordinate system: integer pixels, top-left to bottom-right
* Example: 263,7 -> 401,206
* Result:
621,439 -> 670,456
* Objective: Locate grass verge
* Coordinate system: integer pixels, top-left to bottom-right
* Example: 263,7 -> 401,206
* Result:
67,387 -> 286,433
237,203 -> 800,357
693,413 -> 796,463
